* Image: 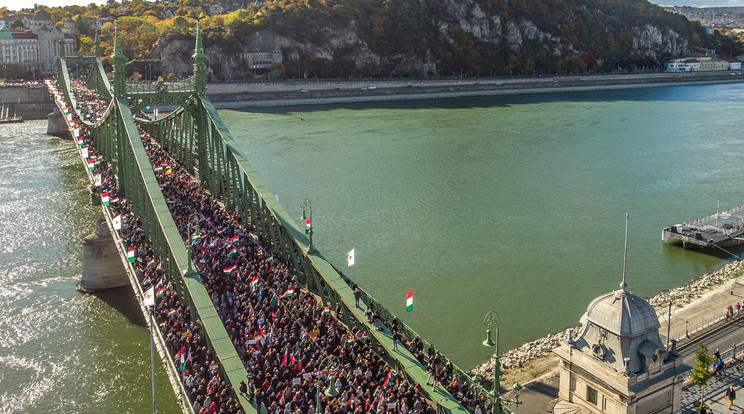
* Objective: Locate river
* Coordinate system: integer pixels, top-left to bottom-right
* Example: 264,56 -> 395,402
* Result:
218,83 -> 744,369
0,121 -> 178,413
1,83 -> 741,411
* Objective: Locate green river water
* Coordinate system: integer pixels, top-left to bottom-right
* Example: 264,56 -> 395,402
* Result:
1,83 -> 742,412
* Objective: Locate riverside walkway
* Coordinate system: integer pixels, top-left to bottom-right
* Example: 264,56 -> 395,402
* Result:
51,25 -> 491,414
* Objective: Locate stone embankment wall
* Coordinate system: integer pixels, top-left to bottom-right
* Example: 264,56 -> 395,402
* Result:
470,260 -> 744,378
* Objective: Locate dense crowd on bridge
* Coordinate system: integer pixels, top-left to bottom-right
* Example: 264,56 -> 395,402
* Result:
53,78 -> 492,414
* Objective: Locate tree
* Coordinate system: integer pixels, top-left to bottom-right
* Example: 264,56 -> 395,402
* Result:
691,344 -> 717,411
11,18 -> 24,29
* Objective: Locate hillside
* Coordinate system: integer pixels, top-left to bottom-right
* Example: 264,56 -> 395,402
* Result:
3,0 -> 742,79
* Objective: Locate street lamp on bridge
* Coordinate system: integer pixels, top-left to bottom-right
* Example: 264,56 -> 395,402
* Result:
186,212 -> 200,272
316,355 -> 340,413
301,199 -> 317,254
482,310 -> 522,414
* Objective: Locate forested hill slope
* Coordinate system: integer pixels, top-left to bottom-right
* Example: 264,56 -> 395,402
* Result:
154,0 -> 737,78
18,0 -> 739,79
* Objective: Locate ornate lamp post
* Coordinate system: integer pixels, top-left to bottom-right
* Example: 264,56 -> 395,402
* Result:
316,355 -> 340,413
482,311 -> 522,414
301,199 -> 317,254
186,212 -> 200,272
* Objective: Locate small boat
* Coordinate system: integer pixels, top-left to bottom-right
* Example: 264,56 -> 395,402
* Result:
0,104 -> 23,123
663,201 -> 744,250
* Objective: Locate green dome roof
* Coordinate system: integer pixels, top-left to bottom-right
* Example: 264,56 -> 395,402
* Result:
0,26 -> 13,40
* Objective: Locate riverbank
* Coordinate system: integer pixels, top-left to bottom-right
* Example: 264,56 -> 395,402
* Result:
471,258 -> 744,388
207,71 -> 744,108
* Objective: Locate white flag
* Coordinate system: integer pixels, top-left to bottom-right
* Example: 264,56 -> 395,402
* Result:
144,286 -> 155,307
112,215 -> 122,231
81,147 -> 89,159
94,174 -> 102,187
347,248 -> 355,267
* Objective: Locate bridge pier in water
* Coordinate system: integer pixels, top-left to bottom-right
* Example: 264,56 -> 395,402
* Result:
77,219 -> 128,293
46,106 -> 69,137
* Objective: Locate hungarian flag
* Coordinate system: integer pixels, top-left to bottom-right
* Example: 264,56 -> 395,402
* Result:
406,290 -> 413,312
155,288 -> 165,297
190,179 -> 200,184
127,246 -> 135,263
323,307 -> 330,315
228,236 -> 239,244
305,218 -> 311,234
283,288 -> 295,297
87,160 -> 94,170
110,197 -> 119,204
147,259 -> 155,268
228,247 -> 238,257
223,265 -> 238,275
153,166 -> 163,172
101,192 -> 110,206
250,276 -> 259,288
142,276 -> 152,286
282,349 -> 289,366
167,309 -> 177,317
347,248 -> 355,267
190,233 -> 199,244
383,371 -> 391,388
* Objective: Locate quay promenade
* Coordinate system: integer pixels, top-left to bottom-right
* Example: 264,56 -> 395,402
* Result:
206,71 -> 744,108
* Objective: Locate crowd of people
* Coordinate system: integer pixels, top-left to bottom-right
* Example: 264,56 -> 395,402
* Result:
53,76 -> 493,414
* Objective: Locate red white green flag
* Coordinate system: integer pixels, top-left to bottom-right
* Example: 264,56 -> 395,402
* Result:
153,166 -> 163,172
127,246 -> 135,263
250,276 -> 259,288
283,287 -> 295,297
323,307 -> 330,315
223,265 -> 238,275
305,218 -> 311,234
87,160 -> 95,170
156,288 -> 165,297
406,290 -> 413,312
102,192 -> 110,206
228,236 -> 239,244
383,371 -> 391,387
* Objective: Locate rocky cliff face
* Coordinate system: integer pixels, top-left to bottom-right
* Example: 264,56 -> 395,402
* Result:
152,0 -> 697,78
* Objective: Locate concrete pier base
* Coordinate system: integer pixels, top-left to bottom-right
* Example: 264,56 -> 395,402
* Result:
47,106 -> 69,138
77,219 -> 129,292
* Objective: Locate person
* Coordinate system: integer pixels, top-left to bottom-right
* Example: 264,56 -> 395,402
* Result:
353,287 -> 362,308
726,385 -> 737,409
393,330 -> 401,351
240,380 -> 248,395
714,349 -> 721,360
714,358 -> 725,375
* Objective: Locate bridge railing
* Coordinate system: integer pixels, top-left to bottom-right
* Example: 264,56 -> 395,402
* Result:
126,78 -> 195,94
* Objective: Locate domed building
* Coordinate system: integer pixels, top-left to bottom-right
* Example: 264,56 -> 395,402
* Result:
0,8 -> 77,75
553,226 -> 686,413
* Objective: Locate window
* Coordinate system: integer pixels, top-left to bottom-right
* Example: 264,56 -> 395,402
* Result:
587,386 -> 598,405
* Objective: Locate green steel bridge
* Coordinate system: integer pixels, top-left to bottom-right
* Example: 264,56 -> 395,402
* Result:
53,24 -> 491,414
